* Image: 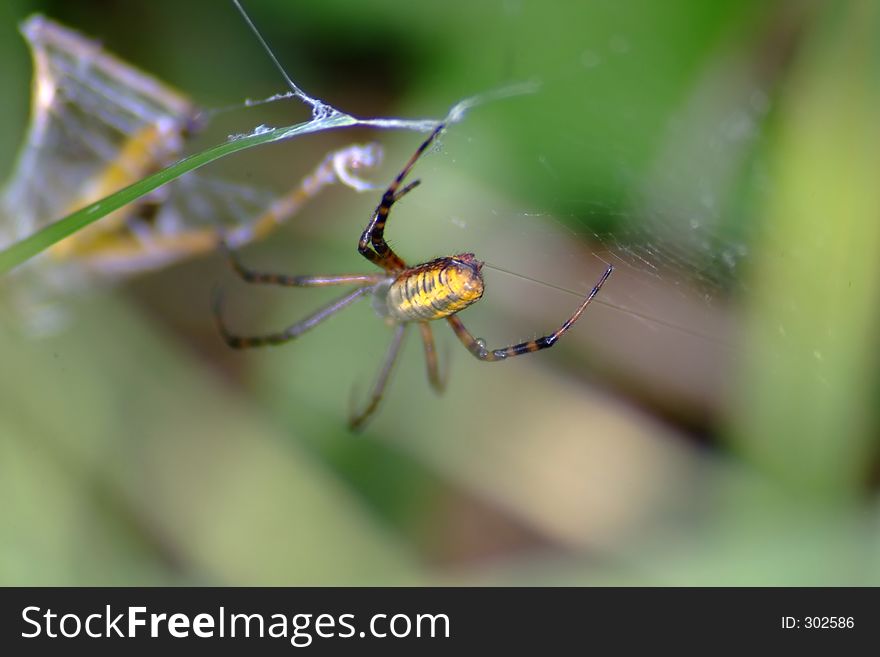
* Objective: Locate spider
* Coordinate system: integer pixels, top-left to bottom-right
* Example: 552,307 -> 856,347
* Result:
213,122 -> 614,430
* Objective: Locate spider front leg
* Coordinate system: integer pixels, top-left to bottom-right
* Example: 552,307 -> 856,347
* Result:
358,122 -> 446,271
446,264 -> 613,361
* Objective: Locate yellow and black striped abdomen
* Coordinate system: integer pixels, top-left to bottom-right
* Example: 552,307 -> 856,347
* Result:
385,253 -> 484,322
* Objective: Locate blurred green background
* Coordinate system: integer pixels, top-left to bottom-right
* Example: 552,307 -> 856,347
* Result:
1,0 -> 878,585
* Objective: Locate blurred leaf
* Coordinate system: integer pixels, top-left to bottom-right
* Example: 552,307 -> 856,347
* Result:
0,295 -> 420,584
730,1 -> 880,495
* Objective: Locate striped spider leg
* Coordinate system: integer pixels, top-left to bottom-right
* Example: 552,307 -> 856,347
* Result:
215,122 -> 613,430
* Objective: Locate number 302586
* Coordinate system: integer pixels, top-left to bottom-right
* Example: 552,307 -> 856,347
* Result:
781,616 -> 854,629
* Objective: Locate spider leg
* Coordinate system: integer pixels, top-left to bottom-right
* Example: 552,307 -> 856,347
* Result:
349,323 -> 408,431
222,243 -> 385,287
358,122 -> 446,271
418,321 -> 446,393
446,264 -> 613,361
392,179 -> 421,203
214,285 -> 370,349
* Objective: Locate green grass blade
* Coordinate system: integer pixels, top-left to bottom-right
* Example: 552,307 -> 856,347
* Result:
0,113 -> 356,276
